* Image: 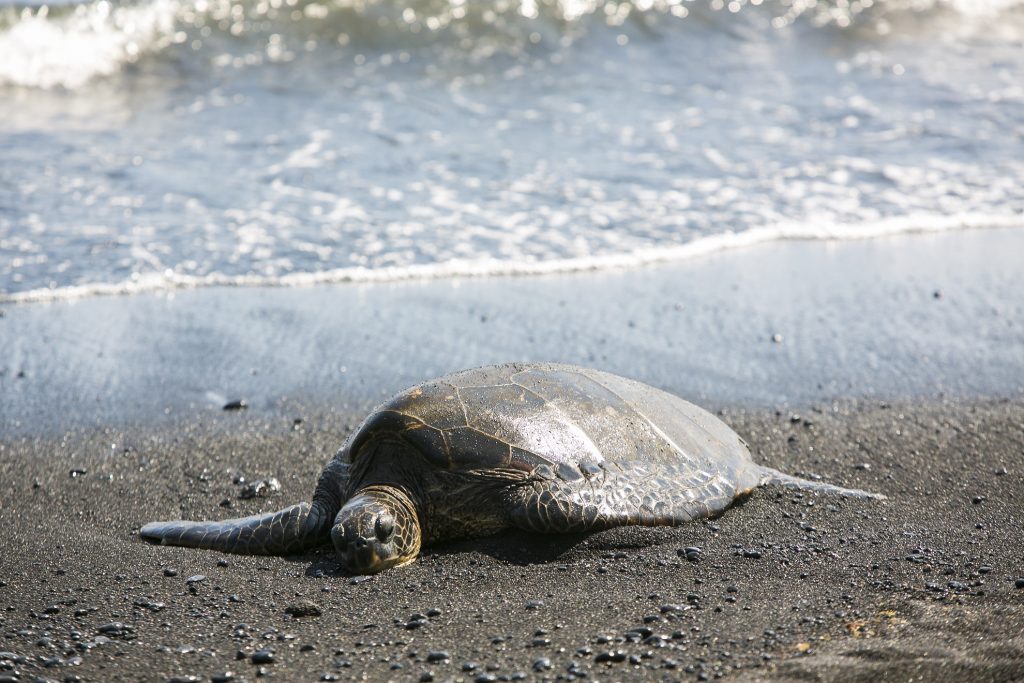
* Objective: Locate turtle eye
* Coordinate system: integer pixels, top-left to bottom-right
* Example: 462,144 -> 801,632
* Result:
374,515 -> 394,542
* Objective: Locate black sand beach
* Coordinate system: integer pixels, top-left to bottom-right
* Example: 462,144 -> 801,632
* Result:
1,400 -> 1022,682
1,230 -> 1023,682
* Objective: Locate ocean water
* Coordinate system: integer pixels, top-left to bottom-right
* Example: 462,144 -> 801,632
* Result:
1,0 -> 1023,303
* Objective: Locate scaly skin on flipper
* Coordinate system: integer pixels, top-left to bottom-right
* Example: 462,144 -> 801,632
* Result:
507,461 -> 884,534
140,457 -> 350,555
139,502 -> 330,555
507,459 -> 760,533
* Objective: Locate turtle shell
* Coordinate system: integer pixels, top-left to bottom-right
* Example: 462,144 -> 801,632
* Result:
344,363 -> 754,485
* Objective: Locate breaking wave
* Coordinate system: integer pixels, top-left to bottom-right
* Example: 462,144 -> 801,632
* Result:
3,0 -> 1023,303
2,0 -> 1024,89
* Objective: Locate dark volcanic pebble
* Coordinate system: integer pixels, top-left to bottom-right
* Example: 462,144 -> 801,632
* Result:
251,649 -> 275,664
679,546 -> 702,562
133,598 -> 165,612
97,622 -> 127,636
426,651 -> 450,663
285,601 -> 322,618
239,478 -> 281,499
595,650 -> 627,663
163,568 -> 178,577
626,626 -> 653,639
1015,579 -> 1024,589
223,400 -> 248,411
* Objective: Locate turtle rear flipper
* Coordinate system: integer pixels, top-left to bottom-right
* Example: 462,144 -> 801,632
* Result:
140,501 -> 332,555
507,461 -> 739,534
758,467 -> 885,499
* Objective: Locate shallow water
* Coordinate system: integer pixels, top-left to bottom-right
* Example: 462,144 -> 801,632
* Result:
2,0 -> 1023,302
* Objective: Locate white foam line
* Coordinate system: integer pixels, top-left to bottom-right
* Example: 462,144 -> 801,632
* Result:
3,212 -> 1023,305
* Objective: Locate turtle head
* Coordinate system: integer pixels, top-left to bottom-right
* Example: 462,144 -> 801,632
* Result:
332,486 -> 421,575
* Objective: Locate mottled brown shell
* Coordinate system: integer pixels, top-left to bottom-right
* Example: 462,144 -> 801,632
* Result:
343,363 -> 756,487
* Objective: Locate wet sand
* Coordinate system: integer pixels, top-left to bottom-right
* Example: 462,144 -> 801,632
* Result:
3,227 -> 1024,437
1,399 -> 1022,682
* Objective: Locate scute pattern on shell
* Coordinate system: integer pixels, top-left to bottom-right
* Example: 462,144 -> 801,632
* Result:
344,362 -> 761,493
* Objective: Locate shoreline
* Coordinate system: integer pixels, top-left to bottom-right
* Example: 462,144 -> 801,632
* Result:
5,216 -> 1023,307
2,226 -> 1023,437
0,398 -> 1022,681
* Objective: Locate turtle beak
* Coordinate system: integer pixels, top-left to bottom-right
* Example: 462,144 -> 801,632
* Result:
332,526 -> 393,575
346,537 -> 383,574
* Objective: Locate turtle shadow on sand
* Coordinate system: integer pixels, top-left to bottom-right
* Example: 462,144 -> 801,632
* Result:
296,531 -> 596,578
460,522 -> 728,567
300,525 -> 705,578
427,529 -> 597,567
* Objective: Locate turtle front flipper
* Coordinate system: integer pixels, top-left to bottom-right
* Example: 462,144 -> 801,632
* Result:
140,501 -> 333,555
141,456 -> 350,555
757,466 -> 886,499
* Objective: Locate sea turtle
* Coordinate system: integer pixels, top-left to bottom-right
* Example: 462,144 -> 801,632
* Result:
141,363 -> 883,574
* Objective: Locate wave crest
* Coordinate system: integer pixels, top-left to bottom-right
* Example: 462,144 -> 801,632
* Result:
0,0 -> 180,89
2,0 -> 1023,89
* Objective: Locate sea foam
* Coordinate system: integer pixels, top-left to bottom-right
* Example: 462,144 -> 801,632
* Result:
3,213 -> 1020,304
3,0 -> 1023,305
0,0 -> 180,89
2,0 -> 1023,89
